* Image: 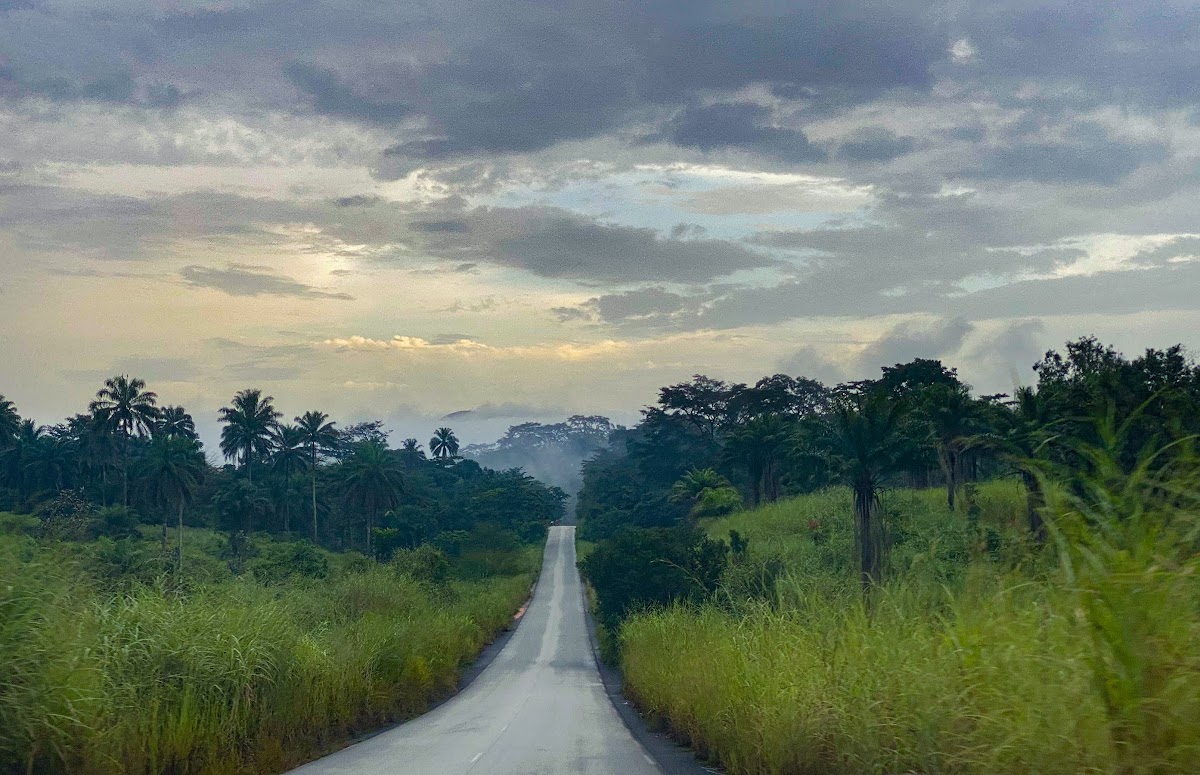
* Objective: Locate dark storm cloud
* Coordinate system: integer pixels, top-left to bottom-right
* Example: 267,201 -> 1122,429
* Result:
958,1 -> 1200,110
856,317 -> 974,368
0,0 -> 948,161
837,128 -> 917,163
969,125 -> 1168,185
658,103 -> 827,163
555,287 -> 690,325
179,264 -> 354,300
285,63 -> 410,125
409,206 -> 777,283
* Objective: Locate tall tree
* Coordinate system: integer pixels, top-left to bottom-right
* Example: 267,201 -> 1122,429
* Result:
979,386 -> 1060,539
219,389 -> 281,484
157,405 -> 198,440
270,423 -> 307,533
723,415 -> 792,505
23,435 -> 74,496
296,410 -> 338,542
920,383 -> 983,512
818,394 -> 910,593
341,440 -> 403,554
141,436 -> 205,573
400,437 -> 425,460
0,394 -> 19,449
89,375 -> 160,508
430,427 -> 460,460
74,410 -> 118,507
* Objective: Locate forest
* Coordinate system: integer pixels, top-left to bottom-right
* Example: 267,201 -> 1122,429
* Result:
580,337 -> 1200,774
0,384 -> 563,774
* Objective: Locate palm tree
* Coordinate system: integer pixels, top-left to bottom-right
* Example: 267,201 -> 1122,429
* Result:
270,423 -> 308,533
670,468 -> 732,505
0,395 -> 19,449
219,389 -> 281,484
342,440 -> 403,554
157,405 -> 198,440
979,386 -> 1059,539
819,394 -> 910,593
89,375 -> 160,508
76,409 -> 118,506
296,410 -> 338,542
141,436 -> 205,573
400,437 -> 425,461
723,415 -> 792,505
7,420 -> 44,500
430,427 -> 459,460
23,435 -> 74,495
921,384 -> 983,512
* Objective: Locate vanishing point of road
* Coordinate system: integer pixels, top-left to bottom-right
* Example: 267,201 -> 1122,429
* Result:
287,525 -> 667,775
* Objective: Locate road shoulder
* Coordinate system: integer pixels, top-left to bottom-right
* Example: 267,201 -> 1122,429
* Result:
579,580 -> 723,775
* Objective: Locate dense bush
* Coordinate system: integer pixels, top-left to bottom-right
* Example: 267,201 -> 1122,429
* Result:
580,526 -> 728,631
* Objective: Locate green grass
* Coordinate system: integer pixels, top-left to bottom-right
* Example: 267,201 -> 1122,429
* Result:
619,480 -> 1200,775
0,525 -> 539,775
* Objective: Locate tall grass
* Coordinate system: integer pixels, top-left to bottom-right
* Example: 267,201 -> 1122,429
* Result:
0,535 -> 537,775
620,478 -> 1200,775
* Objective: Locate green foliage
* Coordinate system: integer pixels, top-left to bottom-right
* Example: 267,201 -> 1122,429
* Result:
390,544 -> 451,585
249,540 -> 331,585
617,447 -> 1200,774
689,485 -> 744,520
0,530 -> 535,775
580,526 -> 728,631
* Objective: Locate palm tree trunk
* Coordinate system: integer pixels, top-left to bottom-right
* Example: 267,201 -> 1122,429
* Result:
122,436 -> 130,509
940,448 -> 957,512
1021,470 -> 1045,541
854,483 -> 882,593
311,446 -> 319,543
178,499 -> 185,576
246,449 -> 253,484
283,462 -> 291,534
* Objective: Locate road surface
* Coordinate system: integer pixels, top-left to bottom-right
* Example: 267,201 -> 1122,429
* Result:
287,525 -> 663,775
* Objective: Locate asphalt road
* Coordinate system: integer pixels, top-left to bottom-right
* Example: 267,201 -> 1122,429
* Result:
287,525 -> 664,775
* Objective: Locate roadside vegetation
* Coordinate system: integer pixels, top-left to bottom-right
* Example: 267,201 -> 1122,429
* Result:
580,337 -> 1200,774
0,382 -> 562,774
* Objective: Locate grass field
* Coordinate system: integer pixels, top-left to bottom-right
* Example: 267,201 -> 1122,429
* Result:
0,520 -> 539,775
619,480 -> 1200,775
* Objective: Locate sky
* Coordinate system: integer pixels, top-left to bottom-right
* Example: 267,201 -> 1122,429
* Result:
2,0 -> 1200,448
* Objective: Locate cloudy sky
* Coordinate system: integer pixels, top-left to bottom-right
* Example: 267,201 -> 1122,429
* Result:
3,0 -> 1199,446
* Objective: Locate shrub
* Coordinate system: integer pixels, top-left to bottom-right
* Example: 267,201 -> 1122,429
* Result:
581,526 -> 728,631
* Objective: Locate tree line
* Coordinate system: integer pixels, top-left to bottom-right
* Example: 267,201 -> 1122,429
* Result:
0,379 -> 567,569
579,336 -> 1200,592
